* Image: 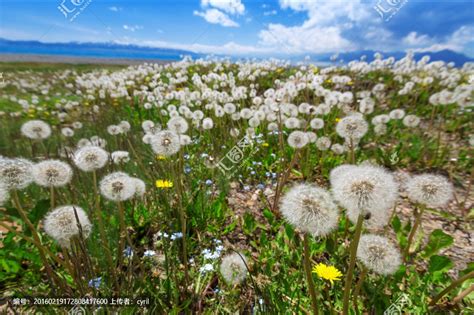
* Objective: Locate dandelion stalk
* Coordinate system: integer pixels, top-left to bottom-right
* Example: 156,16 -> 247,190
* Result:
352,266 -> 368,313
342,213 -> 364,315
404,205 -> 425,261
92,171 -> 117,287
12,190 -> 65,293
303,234 -> 319,315
429,271 -> 474,306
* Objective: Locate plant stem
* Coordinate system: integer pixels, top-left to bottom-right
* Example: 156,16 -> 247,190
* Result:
92,171 -> 117,288
404,205 -> 425,261
352,266 -> 367,313
452,284 -> 474,304
12,190 -> 65,293
429,271 -> 474,306
50,186 -> 55,209
342,213 -> 364,315
303,234 -> 319,315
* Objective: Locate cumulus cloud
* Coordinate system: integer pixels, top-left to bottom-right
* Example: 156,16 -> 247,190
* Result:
256,0 -> 376,53
123,25 -> 143,32
201,0 -> 245,15
109,6 -> 122,12
194,9 -> 239,27
411,25 -> 474,53
259,24 -> 354,53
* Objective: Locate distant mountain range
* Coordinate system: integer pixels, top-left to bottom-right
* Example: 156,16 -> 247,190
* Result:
1,38 -> 473,66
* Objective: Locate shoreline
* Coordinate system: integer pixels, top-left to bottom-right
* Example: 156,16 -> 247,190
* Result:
0,53 -> 174,65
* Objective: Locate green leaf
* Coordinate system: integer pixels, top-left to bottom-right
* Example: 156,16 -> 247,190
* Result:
392,215 -> 401,233
423,229 -> 454,258
428,255 -> 452,276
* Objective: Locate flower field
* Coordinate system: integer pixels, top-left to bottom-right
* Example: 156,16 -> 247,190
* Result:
0,56 -> 473,314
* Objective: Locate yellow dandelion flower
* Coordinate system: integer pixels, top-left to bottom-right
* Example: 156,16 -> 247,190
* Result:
335,118 -> 341,122
312,263 -> 342,285
156,180 -> 173,188
348,81 -> 354,86
325,79 -> 332,84
156,155 -> 166,160
262,142 -> 269,147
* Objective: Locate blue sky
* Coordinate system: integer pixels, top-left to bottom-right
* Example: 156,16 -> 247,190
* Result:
0,0 -> 473,56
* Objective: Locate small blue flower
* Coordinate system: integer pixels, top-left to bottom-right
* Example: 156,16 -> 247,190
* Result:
123,246 -> 133,258
257,183 -> 265,190
205,179 -> 213,186
170,232 -> 183,240
143,250 -> 156,257
88,277 -> 102,289
184,166 -> 192,174
243,185 -> 250,191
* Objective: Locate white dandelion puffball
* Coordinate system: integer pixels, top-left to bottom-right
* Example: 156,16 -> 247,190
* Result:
43,205 -> 92,247
0,180 -> 9,205
280,184 -> 339,237
402,115 -> 420,128
357,234 -> 401,275
329,164 -> 356,186
150,130 -> 181,156
21,120 -> 52,140
389,109 -> 405,120
111,151 -> 130,164
336,115 -> 368,141
32,160 -> 73,187
332,164 -> 398,228
167,116 -> 189,134
132,178 -> 146,197
73,146 -> 109,172
316,136 -> 331,151
406,174 -> 453,208
61,127 -> 74,137
288,131 -> 309,149
310,118 -> 325,130
220,252 -> 248,286
0,158 -> 34,189
99,172 -> 136,202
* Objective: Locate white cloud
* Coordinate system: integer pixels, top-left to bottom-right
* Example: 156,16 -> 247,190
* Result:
403,32 -> 432,46
201,0 -> 245,15
109,6 -> 122,12
259,24 -> 354,53
411,26 -> 474,53
123,25 -> 143,32
263,10 -> 277,16
194,9 -> 239,27
256,0 -> 374,53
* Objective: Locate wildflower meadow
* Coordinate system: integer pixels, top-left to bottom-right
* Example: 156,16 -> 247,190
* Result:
0,56 -> 473,314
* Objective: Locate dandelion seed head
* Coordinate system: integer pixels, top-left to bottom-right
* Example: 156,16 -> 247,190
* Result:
0,158 -> 34,189
43,205 -> 92,247
280,184 -> 339,237
357,234 -> 401,275
150,130 -> 181,156
336,115 -> 368,141
0,180 -> 9,205
167,116 -> 189,134
111,151 -> 130,164
32,160 -> 73,187
73,146 -> 109,172
287,131 -> 309,149
406,174 -> 453,208
402,115 -> 420,128
99,172 -> 136,201
220,252 -> 248,286
21,120 -> 52,140
332,164 -> 398,228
